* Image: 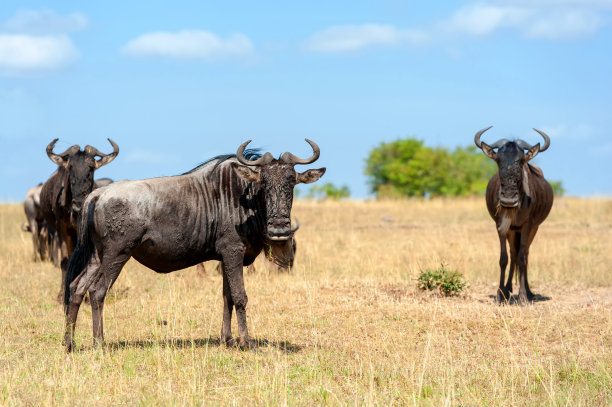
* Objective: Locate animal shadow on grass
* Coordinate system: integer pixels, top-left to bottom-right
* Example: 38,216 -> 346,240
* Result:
100,336 -> 302,354
488,293 -> 552,304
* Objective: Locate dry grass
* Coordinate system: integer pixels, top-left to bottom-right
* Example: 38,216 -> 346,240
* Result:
0,198 -> 611,405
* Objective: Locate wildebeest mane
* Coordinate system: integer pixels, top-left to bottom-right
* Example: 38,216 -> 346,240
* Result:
182,149 -> 263,175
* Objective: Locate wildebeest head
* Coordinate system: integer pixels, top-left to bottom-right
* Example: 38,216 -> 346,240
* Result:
46,138 -> 119,221
233,139 -> 325,243
474,127 -> 550,208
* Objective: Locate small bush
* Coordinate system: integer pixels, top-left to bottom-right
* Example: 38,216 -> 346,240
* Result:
417,263 -> 466,296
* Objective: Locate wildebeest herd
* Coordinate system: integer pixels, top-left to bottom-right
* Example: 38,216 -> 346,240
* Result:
21,129 -> 552,351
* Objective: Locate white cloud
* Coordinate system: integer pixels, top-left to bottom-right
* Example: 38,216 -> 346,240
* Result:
0,34 -> 79,74
122,30 -> 254,60
304,24 -> 428,53
524,10 -> 603,39
495,0 -> 612,8
0,9 -> 85,76
439,3 -> 607,40
2,9 -> 87,35
442,5 -> 530,36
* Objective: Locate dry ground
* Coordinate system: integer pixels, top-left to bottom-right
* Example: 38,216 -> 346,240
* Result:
0,198 -> 611,405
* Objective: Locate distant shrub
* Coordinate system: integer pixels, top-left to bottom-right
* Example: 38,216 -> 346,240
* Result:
307,183 -> 350,200
417,263 -> 466,296
550,181 -> 565,197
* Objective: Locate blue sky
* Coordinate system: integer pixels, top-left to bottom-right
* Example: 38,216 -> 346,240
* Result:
1,1 -> 611,201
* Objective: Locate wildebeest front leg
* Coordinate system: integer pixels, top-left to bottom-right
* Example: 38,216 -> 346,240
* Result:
57,227 -> 74,303
517,227 -> 532,305
496,231 -> 510,304
220,268 -> 234,346
29,219 -> 40,261
523,226 -> 539,301
505,231 -> 519,294
221,249 -> 253,349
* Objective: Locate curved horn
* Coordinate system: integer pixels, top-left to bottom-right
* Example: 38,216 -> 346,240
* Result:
85,138 -> 119,169
291,217 -> 300,233
473,126 -> 493,149
21,221 -> 31,232
46,139 -> 80,166
281,139 -> 320,165
235,140 -> 274,166
532,128 -> 550,152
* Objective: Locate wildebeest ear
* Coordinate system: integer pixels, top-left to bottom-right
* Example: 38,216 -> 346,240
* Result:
233,164 -> 261,183
296,168 -> 326,184
480,142 -> 497,160
525,143 -> 540,162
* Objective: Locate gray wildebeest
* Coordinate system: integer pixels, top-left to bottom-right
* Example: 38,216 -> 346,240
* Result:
63,139 -> 325,351
22,184 -> 57,262
474,126 -> 553,305
40,139 -> 119,302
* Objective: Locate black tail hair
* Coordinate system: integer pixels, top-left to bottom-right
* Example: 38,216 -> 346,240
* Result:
64,199 -> 97,311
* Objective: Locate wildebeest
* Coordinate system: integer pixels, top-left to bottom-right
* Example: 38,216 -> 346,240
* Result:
40,139 -> 119,302
23,178 -> 113,265
474,127 -> 553,304
22,184 -> 57,262
64,139 -> 325,351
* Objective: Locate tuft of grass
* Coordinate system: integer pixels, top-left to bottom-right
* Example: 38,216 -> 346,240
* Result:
417,263 -> 466,296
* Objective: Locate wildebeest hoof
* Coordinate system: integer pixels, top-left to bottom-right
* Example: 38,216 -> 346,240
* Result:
238,338 -> 257,351
496,289 -> 510,305
63,339 -> 74,353
222,337 -> 236,347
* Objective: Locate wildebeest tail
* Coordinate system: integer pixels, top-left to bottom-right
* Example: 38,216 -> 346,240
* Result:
64,198 -> 97,310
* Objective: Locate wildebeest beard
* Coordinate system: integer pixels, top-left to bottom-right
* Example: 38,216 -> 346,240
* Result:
496,206 -> 517,236
264,238 -> 294,269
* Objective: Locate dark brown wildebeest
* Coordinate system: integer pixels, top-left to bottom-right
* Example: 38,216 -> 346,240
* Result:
474,126 -> 553,305
40,139 -> 119,302
22,184 -> 56,262
23,178 -> 113,264
63,139 -> 325,351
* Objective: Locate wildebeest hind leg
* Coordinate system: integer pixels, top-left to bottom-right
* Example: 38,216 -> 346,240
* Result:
88,253 -> 131,348
64,256 -> 101,352
524,226 -> 539,301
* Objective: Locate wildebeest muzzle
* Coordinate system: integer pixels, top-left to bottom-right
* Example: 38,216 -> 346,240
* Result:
266,217 -> 300,241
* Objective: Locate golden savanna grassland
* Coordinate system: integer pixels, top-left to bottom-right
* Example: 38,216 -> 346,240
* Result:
0,198 -> 611,405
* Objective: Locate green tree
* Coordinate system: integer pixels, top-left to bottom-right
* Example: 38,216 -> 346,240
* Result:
307,183 -> 351,200
365,138 -> 496,198
550,181 -> 565,196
